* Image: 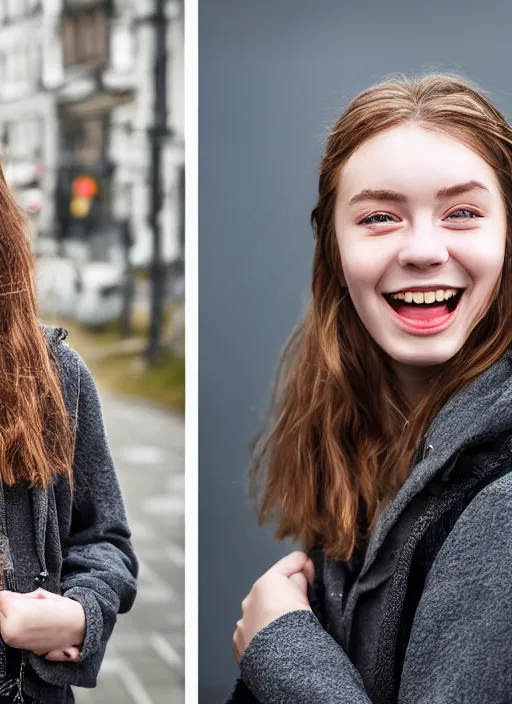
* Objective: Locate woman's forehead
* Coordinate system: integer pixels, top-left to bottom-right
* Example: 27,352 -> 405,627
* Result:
337,124 -> 501,204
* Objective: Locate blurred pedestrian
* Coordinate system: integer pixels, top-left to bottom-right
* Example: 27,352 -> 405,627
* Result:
229,74 -> 512,702
0,169 -> 137,702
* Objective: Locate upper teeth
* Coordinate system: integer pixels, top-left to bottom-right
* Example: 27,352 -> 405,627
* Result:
390,289 -> 459,304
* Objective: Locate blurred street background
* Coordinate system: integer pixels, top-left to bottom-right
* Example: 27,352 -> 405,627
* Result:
0,0 -> 185,702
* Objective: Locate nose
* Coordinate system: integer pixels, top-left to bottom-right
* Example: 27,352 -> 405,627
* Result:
397,224 -> 449,271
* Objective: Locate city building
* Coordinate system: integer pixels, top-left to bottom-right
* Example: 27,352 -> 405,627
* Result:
0,0 -> 62,240
108,0 -> 185,267
57,0 -> 184,267
0,0 -> 184,270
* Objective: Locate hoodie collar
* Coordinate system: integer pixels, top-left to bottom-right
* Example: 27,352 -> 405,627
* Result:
358,348 -> 512,583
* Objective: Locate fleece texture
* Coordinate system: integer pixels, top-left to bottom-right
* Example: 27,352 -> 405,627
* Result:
228,348 -> 512,703
2,326 -> 138,703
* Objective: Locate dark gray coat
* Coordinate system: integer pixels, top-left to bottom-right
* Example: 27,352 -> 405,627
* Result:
233,349 -> 512,703
2,326 -> 138,703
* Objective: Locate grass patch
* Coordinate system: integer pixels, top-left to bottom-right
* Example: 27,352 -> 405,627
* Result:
96,351 -> 185,412
85,306 -> 174,342
44,315 -> 185,413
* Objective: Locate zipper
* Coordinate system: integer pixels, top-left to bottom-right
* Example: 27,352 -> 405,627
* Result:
4,568 -> 26,704
414,434 -> 433,465
422,438 -> 434,460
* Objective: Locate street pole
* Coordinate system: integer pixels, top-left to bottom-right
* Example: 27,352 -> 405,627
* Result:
147,0 -> 168,365
120,216 -> 134,339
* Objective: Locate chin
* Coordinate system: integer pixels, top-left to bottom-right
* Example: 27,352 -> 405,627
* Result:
385,338 -> 465,368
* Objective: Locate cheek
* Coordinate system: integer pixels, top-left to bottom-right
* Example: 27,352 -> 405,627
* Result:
338,238 -> 390,294
458,239 -> 505,293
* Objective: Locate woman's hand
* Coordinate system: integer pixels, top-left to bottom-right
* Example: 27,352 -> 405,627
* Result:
233,551 -> 314,664
0,589 -> 86,662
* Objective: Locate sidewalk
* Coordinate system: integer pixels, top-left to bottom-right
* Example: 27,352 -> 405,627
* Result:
73,392 -> 184,704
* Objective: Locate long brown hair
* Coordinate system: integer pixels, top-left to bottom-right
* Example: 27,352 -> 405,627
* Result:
250,73 -> 512,561
0,168 -> 74,488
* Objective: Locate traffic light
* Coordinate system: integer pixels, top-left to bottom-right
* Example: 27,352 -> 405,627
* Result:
69,175 -> 99,219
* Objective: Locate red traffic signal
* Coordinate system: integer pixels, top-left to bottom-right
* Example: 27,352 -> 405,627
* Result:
72,175 -> 98,199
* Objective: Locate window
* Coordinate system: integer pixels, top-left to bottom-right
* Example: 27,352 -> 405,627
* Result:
62,5 -> 108,68
62,15 -> 76,67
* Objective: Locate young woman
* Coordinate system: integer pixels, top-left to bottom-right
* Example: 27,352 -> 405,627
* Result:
0,168 -> 137,702
228,74 -> 512,703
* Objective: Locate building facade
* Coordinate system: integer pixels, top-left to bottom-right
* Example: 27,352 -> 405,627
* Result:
0,0 -> 61,240
0,0 -> 184,268
108,0 -> 185,266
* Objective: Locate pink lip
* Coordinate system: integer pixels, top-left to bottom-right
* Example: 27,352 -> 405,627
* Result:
386,297 -> 462,336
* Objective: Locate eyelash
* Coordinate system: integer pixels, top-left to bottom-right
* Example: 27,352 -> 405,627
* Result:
359,208 -> 482,225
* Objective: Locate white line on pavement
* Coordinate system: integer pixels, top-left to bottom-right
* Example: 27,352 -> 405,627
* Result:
101,658 -> 155,704
143,494 -> 184,515
138,586 -> 176,603
150,632 -> 183,669
138,559 -> 177,602
119,445 -> 168,465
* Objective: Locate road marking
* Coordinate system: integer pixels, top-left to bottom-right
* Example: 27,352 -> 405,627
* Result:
138,586 -> 176,603
101,658 -> 154,704
97,658 -> 122,673
143,494 -> 183,515
166,544 -> 185,566
150,632 -> 183,669
119,445 -> 168,465
138,559 -> 177,602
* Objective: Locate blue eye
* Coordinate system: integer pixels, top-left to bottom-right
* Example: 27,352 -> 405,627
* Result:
360,213 -> 395,224
446,209 -> 480,219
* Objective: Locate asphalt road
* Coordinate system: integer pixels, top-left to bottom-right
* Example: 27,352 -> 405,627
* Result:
73,392 -> 185,704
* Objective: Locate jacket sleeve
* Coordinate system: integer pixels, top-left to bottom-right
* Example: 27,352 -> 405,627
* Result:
29,352 -> 138,688
236,475 -> 512,703
225,546 -> 342,704
239,610 -> 370,703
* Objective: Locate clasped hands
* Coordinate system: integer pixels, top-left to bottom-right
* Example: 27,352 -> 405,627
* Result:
232,551 -> 315,664
0,588 -> 86,662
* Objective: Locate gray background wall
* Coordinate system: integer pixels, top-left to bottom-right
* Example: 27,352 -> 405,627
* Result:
199,1 -> 512,700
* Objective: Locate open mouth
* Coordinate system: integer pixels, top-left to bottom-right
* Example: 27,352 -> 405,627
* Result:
382,288 -> 464,331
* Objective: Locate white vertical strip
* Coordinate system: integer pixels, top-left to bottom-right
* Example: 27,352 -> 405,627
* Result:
184,0 -> 198,700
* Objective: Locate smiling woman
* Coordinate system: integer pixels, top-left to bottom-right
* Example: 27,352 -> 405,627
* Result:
336,124 -> 507,386
227,74 -> 512,704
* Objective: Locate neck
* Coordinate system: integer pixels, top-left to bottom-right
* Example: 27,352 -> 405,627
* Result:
391,362 -> 433,408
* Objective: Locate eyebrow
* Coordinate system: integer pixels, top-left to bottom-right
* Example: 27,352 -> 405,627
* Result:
348,180 -> 489,206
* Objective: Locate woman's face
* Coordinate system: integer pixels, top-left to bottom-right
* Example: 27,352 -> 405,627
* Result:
334,123 -> 507,371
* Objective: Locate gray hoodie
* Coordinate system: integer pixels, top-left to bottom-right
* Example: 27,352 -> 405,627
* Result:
234,349 -> 512,704
0,326 -> 138,703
